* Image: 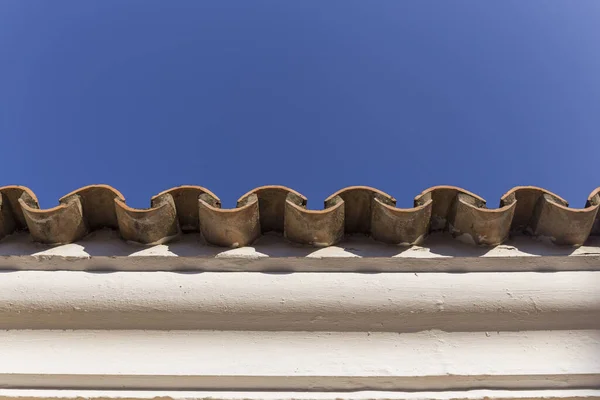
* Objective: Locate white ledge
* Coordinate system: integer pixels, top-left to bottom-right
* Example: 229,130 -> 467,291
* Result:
1,232 -> 600,272
0,271 -> 598,331
0,330 -> 598,391
2,389 -> 600,400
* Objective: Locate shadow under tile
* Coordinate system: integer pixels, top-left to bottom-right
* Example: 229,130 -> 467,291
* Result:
423,232 -> 579,257
165,234 -> 224,257
0,232 -> 50,256
576,236 -> 600,255
80,231 -> 224,258
78,229 -> 137,257
251,233 -> 317,258
338,235 -> 407,258
503,235 -> 578,256
419,232 -> 491,257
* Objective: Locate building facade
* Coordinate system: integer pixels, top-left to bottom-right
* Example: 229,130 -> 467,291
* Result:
0,185 -> 599,400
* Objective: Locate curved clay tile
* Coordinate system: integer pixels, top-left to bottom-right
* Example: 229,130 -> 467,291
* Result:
2,184 -> 600,248
198,192 -> 260,247
414,186 -> 515,246
415,186 -> 486,231
61,185 -> 125,231
153,186 -> 220,233
115,193 -> 179,245
0,186 -> 38,238
284,192 -> 344,246
450,193 -> 516,246
500,187 -> 568,232
371,197 -> 432,245
325,186 -> 396,234
501,187 -> 599,245
19,195 -> 87,244
238,186 -> 306,234
586,188 -> 600,236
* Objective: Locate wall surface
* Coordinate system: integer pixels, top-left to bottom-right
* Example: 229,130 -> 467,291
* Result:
0,231 -> 598,399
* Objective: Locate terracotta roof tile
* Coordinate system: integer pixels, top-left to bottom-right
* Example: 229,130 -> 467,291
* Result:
1,185 -> 599,247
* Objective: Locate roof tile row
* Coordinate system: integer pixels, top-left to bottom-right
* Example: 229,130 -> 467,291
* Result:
1,185 -> 599,247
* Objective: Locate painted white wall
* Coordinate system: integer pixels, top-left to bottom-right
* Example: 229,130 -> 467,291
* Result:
0,231 -> 598,399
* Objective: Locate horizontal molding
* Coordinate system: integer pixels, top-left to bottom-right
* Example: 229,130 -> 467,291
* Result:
3,254 -> 600,272
2,389 -> 600,400
1,232 -> 600,273
0,330 -> 598,391
1,271 -> 599,331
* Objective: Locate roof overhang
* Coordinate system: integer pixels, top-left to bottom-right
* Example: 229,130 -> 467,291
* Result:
0,215 -> 599,399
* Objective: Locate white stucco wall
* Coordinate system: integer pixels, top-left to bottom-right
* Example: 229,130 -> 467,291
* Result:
0,230 -> 598,399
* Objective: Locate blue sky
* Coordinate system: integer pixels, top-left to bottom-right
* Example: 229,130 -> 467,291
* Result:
2,1 -> 599,209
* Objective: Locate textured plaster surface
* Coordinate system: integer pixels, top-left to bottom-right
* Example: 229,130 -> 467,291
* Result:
1,231 -> 598,396
1,389 -> 600,400
0,271 -> 598,331
0,330 -> 598,391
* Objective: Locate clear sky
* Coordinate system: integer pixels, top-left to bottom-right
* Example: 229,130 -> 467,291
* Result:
2,1 -> 599,209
